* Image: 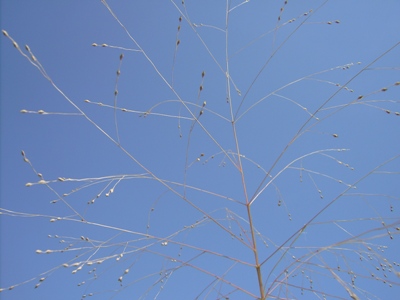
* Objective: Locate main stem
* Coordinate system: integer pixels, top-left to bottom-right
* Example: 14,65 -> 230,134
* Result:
225,1 -> 265,298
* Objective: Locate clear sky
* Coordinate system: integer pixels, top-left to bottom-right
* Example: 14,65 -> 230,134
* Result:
1,1 -> 399,299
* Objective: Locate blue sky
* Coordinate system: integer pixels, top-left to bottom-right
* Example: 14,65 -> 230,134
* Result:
1,1 -> 399,299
